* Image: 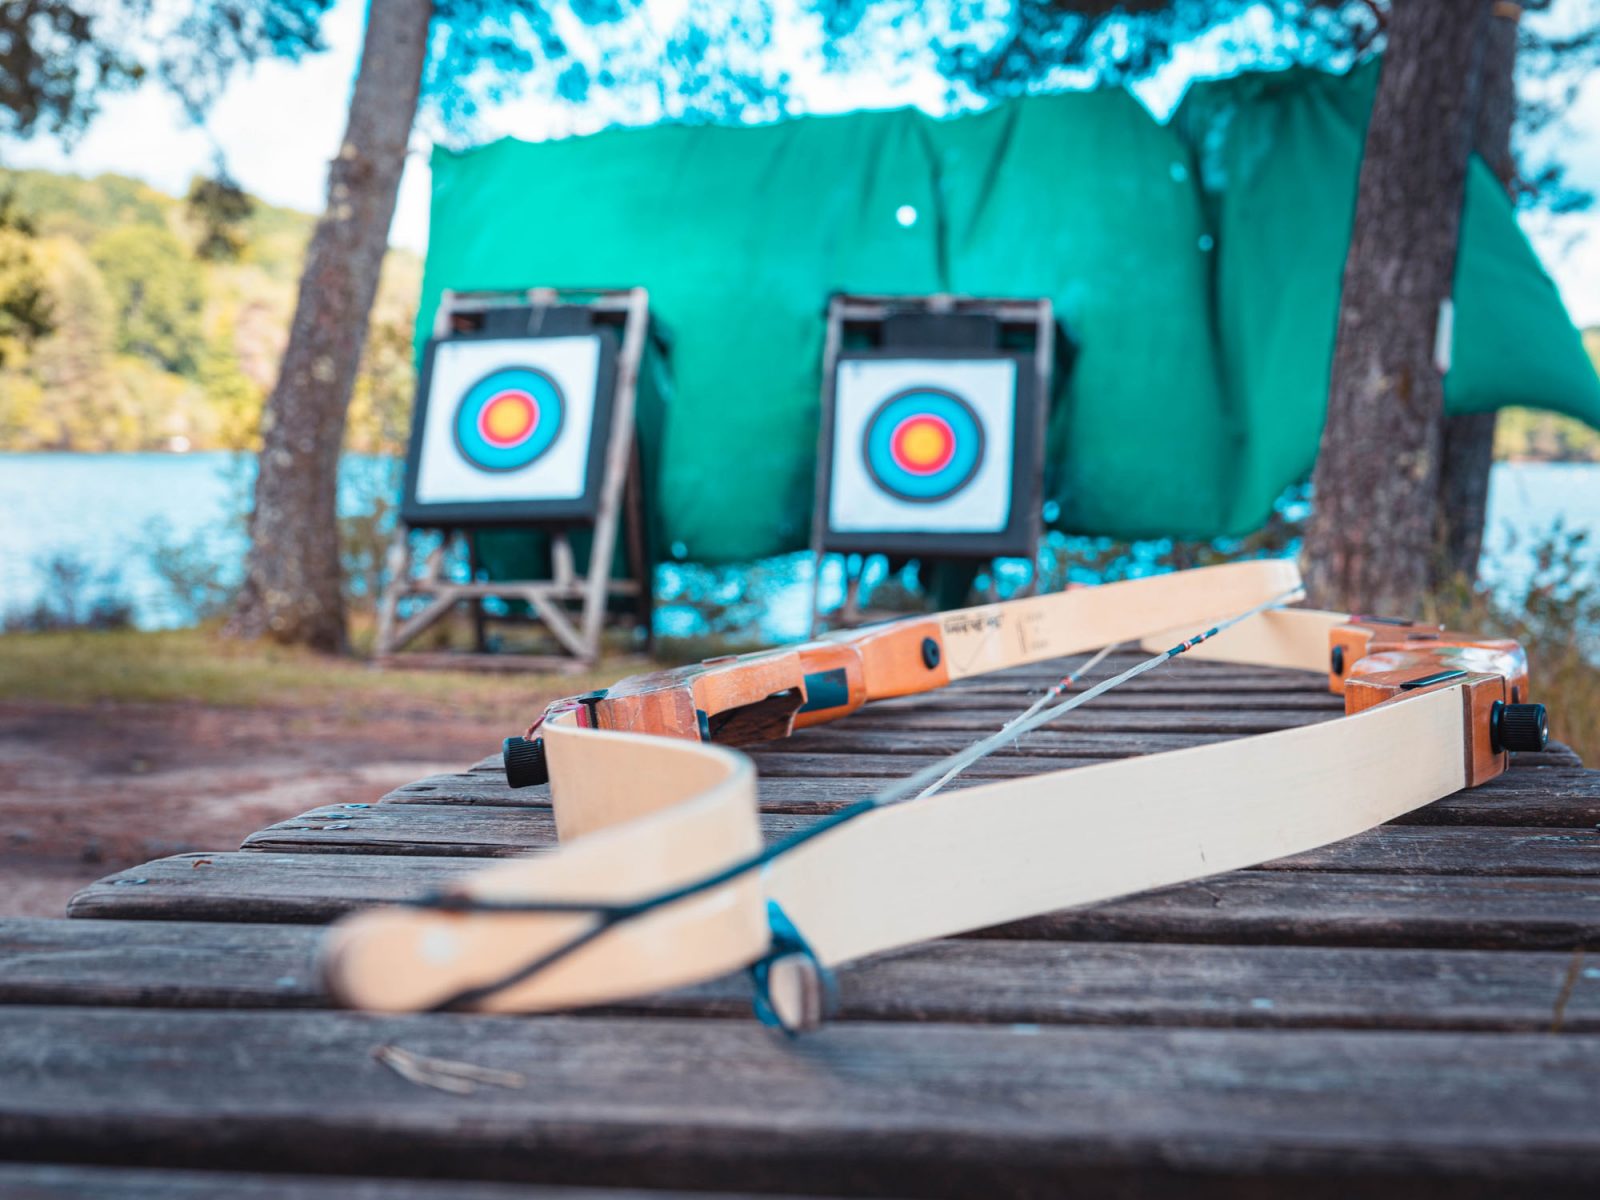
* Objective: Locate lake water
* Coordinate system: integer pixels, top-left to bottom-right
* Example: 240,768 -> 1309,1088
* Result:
1,451 -> 1597,636
0,452 -> 395,629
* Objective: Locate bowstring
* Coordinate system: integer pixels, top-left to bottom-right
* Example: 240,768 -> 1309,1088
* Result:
864,583 -> 1304,811
910,643 -> 1117,802
410,582 -> 1305,1010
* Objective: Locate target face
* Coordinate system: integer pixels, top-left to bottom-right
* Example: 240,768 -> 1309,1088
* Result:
863,388 -> 984,503
452,368 -> 564,472
406,334 -> 606,520
827,356 -> 1019,539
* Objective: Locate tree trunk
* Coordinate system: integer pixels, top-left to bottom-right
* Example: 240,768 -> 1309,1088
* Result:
1303,0 -> 1493,614
1433,5 -> 1520,589
225,0 -> 432,652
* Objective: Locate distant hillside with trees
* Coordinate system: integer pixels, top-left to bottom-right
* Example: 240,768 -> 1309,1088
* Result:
1493,329 -> 1600,462
0,168 -> 418,455
0,166 -> 1594,464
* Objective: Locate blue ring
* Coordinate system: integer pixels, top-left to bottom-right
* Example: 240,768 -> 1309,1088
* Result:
861,388 -> 984,503
452,367 -> 564,473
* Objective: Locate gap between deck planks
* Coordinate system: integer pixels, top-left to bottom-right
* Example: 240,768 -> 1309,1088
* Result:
0,1164 -> 768,1200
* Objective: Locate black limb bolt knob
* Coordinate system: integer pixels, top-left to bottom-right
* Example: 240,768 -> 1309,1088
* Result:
1490,702 -> 1548,755
503,736 -> 550,788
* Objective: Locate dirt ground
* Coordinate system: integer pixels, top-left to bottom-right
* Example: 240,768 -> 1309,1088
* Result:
0,700 -> 497,917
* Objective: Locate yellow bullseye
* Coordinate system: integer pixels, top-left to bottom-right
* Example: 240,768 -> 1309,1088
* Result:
893,416 -> 955,473
482,392 -> 536,445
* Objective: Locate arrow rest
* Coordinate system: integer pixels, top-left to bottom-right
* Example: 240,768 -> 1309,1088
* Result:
749,900 -> 835,1036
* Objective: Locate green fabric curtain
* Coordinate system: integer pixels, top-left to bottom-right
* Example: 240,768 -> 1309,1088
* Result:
1174,61 -> 1600,523
419,62 -> 1600,563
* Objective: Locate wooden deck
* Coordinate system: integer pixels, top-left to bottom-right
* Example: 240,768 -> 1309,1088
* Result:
4,653 -> 1600,1197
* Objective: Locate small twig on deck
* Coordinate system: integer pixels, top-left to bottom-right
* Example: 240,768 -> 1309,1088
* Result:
1549,946 -> 1587,1033
373,1044 -> 526,1094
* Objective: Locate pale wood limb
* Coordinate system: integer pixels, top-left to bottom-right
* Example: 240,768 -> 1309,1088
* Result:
325,686 -> 1466,1015
1138,608 -> 1350,674
940,559 -> 1302,679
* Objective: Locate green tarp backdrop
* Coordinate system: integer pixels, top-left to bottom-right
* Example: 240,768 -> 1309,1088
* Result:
419,61 -> 1600,565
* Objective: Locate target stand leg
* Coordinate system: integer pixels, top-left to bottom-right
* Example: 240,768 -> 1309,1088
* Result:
842,566 -> 863,626
806,548 -> 826,640
374,526 -> 411,659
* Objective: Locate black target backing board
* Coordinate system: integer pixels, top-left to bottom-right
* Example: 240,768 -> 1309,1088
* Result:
400,328 -> 619,528
818,347 -> 1041,558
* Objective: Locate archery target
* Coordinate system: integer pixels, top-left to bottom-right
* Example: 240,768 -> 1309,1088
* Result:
452,367 -> 563,473
863,388 -> 984,503
412,336 -> 600,508
828,358 -> 1017,535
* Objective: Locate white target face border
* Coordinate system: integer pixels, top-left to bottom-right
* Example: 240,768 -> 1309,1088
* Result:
827,357 -> 1018,534
413,336 -> 601,506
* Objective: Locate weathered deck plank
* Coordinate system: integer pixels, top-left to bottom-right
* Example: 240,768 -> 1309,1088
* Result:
240,800 -> 1600,876
243,806 -> 811,856
387,764 -> 1600,832
837,707 -> 1337,733
744,763 -> 1600,821
6,919 -> 1597,1032
2,1007 -> 1599,1197
864,687 -> 1346,710
64,851 -> 1600,949
0,1164 -> 773,1199
758,727 -> 1256,758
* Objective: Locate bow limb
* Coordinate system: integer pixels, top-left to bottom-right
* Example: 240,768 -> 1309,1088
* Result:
768,683 -> 1469,967
1140,606 -> 1350,673
929,558 -> 1302,682
323,713 -> 769,1014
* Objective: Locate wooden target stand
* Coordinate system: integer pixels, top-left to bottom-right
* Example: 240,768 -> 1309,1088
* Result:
375,287 -> 652,672
808,292 -> 1055,634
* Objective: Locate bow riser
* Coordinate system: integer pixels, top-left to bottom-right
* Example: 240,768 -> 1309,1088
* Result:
517,562 -> 1303,774
1331,619 -> 1529,701
1345,638 -> 1546,788
1349,667 -> 1507,788
536,618 -> 952,751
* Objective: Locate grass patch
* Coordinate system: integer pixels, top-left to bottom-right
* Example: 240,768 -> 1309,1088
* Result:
0,625 -> 618,722
1425,527 -> 1600,767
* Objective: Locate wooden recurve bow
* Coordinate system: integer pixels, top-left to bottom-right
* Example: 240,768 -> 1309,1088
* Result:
324,560 -> 1548,1032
